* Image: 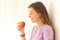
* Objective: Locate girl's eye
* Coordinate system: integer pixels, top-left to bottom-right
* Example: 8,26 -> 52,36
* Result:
30,13 -> 33,15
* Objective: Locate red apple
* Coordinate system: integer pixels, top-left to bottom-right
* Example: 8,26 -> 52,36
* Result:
19,21 -> 25,28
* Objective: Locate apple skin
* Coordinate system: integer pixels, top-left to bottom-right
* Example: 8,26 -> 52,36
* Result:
19,21 -> 25,28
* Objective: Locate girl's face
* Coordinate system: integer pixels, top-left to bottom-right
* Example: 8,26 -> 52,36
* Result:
28,7 -> 41,23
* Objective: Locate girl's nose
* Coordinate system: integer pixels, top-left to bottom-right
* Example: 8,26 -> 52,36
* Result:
28,15 -> 31,18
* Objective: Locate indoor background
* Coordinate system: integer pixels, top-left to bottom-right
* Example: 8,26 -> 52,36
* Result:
0,0 -> 60,40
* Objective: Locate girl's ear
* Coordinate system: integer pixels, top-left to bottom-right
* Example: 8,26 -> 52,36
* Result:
38,12 -> 42,17
38,12 -> 42,15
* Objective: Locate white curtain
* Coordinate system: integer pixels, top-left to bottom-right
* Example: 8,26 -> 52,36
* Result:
0,0 -> 20,40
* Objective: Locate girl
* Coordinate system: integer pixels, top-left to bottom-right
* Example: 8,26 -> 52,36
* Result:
18,2 -> 55,40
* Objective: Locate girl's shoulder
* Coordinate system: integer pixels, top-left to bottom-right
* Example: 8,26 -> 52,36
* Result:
41,24 -> 53,32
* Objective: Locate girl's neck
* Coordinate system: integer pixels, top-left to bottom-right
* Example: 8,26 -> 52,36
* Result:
36,19 -> 44,29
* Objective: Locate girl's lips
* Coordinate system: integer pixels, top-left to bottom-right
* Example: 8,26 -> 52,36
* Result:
30,17 -> 34,21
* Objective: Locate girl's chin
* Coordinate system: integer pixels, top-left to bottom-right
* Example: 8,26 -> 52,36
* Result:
31,19 -> 36,23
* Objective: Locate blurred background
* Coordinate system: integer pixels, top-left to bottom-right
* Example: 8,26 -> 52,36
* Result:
0,0 -> 60,40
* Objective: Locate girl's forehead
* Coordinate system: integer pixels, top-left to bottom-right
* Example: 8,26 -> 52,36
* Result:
28,8 -> 36,12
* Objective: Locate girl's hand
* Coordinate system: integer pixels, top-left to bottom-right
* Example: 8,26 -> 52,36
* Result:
17,21 -> 25,34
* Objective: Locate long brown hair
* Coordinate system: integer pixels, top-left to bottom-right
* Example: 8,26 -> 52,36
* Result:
28,2 -> 55,40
